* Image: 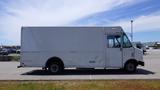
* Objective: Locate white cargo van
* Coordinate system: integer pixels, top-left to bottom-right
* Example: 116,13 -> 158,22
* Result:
19,26 -> 144,73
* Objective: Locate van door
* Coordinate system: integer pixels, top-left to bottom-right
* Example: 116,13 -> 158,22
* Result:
106,35 -> 123,68
122,34 -> 134,67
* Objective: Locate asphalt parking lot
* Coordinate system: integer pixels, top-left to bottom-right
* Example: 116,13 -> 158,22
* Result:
0,49 -> 160,80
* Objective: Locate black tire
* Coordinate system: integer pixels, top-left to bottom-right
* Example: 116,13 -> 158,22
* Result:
124,62 -> 137,73
48,61 -> 63,74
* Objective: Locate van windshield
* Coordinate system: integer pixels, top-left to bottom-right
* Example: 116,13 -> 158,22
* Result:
123,34 -> 132,48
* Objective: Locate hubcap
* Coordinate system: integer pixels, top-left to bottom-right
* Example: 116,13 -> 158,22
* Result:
127,63 -> 135,71
50,64 -> 59,73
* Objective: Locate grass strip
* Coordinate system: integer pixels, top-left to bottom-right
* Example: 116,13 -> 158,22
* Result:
0,80 -> 160,90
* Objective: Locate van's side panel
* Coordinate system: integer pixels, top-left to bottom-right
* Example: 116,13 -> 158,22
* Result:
21,27 -> 106,68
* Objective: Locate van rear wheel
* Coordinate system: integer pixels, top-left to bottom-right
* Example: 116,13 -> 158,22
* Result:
124,62 -> 137,73
48,62 -> 63,74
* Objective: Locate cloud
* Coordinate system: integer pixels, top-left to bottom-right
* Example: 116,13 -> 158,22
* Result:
110,11 -> 160,33
0,0 -> 136,45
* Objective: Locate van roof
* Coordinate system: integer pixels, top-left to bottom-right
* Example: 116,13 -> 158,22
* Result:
22,26 -> 122,30
22,26 -> 124,34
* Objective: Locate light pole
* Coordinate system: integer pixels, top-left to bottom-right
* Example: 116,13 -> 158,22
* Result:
131,20 -> 133,42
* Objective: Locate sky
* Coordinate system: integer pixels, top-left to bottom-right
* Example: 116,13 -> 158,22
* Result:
0,0 -> 160,45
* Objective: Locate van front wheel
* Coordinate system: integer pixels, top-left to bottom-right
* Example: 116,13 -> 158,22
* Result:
124,62 -> 137,73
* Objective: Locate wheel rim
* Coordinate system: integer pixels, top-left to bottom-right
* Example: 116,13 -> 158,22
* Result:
126,63 -> 135,71
50,64 -> 59,73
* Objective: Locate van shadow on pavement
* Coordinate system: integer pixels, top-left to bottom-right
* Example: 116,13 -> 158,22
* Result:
21,68 -> 155,76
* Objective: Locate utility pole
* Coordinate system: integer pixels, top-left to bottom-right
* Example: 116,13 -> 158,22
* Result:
131,20 -> 133,42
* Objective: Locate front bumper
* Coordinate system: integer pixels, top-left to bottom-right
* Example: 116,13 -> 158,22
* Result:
17,62 -> 25,68
138,61 -> 144,66
17,65 -> 23,68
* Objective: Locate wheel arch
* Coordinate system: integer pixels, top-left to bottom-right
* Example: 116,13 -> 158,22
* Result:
124,59 -> 138,68
45,57 -> 64,68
